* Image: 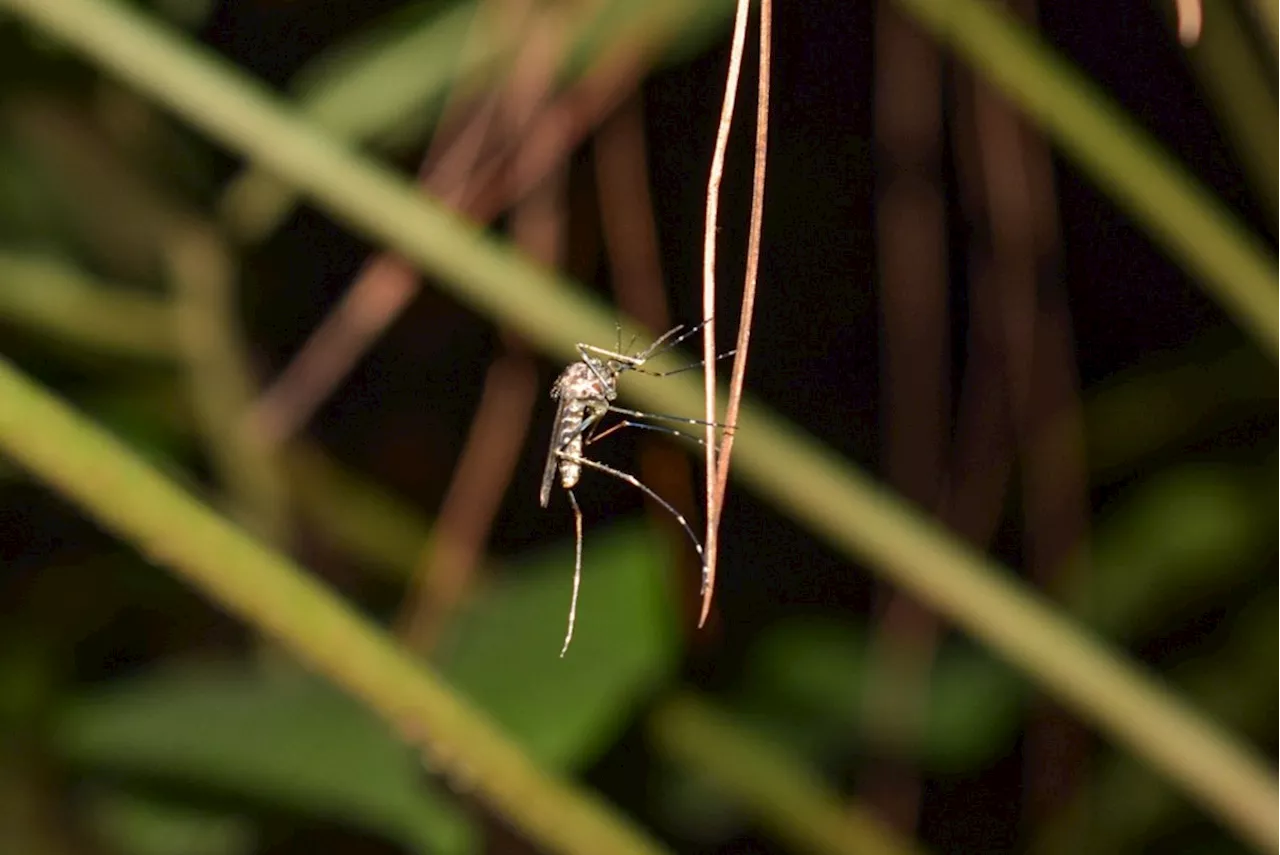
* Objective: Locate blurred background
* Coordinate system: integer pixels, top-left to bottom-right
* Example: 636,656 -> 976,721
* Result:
0,0 -> 1275,853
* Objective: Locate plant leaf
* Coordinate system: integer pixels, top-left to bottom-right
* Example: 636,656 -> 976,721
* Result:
742,618 -> 1025,772
54,663 -> 477,855
434,518 -> 680,768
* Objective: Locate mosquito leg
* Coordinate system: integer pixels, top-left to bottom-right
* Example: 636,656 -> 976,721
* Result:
608,406 -> 734,430
557,452 -> 708,595
561,489 -> 584,657
586,419 -> 708,447
583,420 -> 629,447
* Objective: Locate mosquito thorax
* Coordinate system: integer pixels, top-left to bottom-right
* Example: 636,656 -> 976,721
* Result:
552,361 -> 616,403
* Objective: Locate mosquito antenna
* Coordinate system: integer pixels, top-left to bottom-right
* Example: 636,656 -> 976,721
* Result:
560,451 -> 708,595
633,348 -> 737,379
614,322 -> 626,356
635,320 -> 712,362
631,323 -> 688,362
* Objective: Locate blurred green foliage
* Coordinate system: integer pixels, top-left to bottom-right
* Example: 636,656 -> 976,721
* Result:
54,521 -> 676,855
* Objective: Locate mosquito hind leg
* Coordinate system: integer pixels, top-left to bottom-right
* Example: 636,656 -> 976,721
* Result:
560,489 -> 584,657
608,406 -> 734,431
586,419 -> 708,448
558,452 -> 708,596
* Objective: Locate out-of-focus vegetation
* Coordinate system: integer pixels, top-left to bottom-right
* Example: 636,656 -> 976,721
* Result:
0,1 -> 1274,854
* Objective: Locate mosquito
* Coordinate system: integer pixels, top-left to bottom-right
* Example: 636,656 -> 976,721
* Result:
541,320 -> 732,655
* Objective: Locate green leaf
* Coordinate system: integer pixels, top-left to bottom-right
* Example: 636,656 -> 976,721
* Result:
289,0 -> 735,151
922,644 -> 1025,772
84,788 -> 256,855
53,664 -> 478,855
742,619 -> 1026,773
1065,464 -> 1273,639
742,618 -> 866,731
287,0 -> 487,149
50,519 -> 676,853
652,769 -> 744,845
0,137 -> 74,245
434,518 -> 680,768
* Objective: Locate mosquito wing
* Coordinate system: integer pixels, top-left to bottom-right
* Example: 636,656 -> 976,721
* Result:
540,392 -> 570,508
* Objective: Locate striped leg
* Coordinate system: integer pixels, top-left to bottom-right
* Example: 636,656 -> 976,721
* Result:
556,451 -> 708,596
608,405 -> 734,431
587,419 -> 708,448
631,348 -> 737,379
560,489 -> 584,657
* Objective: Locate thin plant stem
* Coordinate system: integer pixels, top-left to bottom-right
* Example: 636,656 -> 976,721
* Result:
699,0 -> 752,629
958,10 -> 1093,820
707,0 -> 770,628
246,11 -> 648,448
395,351 -> 538,651
461,24 -> 653,227
1173,0 -> 1203,44
864,1 -> 948,829
246,253 -> 420,449
595,99 -> 673,335
0,251 -> 175,360
244,7 -> 522,449
215,1 -> 511,244
166,223 -> 289,544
